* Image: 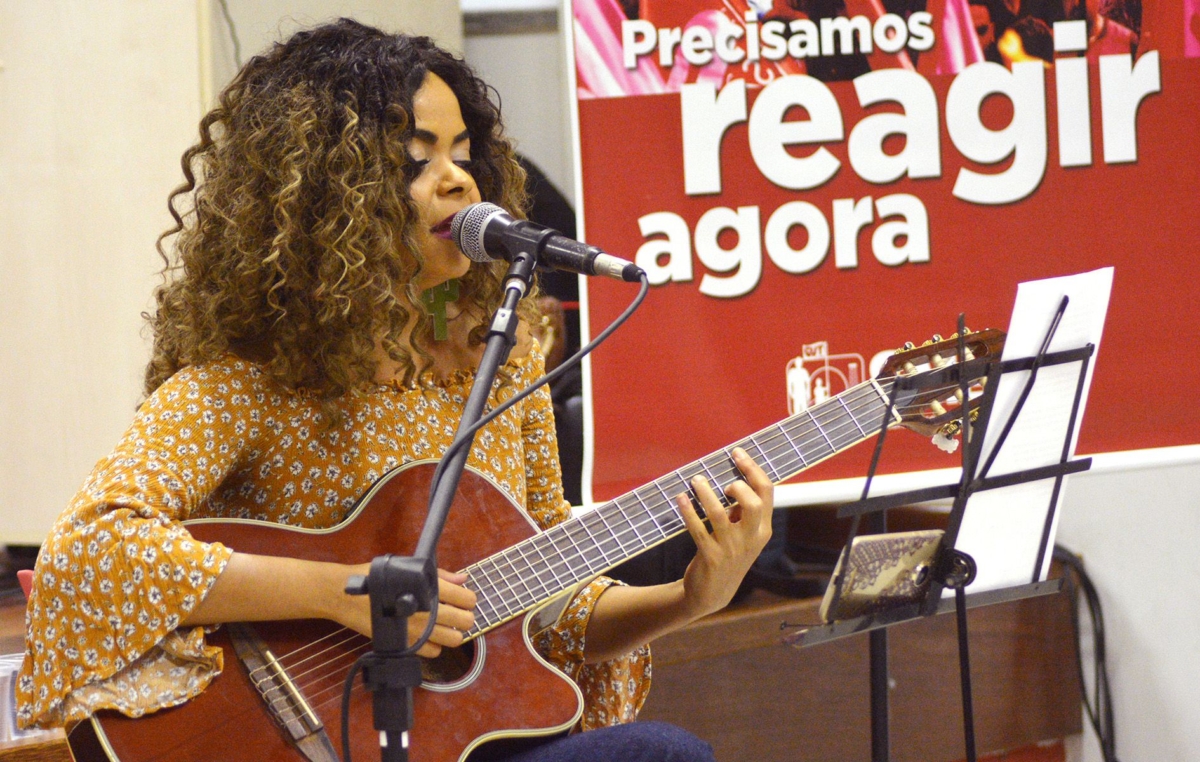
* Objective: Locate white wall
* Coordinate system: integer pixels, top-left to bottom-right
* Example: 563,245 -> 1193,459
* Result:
206,0 -> 464,106
0,0 -> 461,545
1056,455 -> 1200,762
463,24 -> 576,207
0,1 -> 202,544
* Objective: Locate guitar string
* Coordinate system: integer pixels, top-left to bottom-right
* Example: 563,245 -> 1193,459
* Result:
461,375 -> 974,632
271,384 -> 920,720
304,378 -> 945,649
281,374 -> 956,676
270,384 -> 888,718
256,631 -> 371,710
440,392 -> 882,631
255,383 -> 894,709
247,627 -> 365,686
259,373 -> 975,717
273,386 -> 902,715
460,381 -> 896,628
295,643 -> 376,716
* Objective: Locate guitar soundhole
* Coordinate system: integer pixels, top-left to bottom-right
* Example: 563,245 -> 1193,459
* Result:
420,635 -> 485,692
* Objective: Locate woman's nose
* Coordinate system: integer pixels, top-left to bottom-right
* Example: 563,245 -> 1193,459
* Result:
439,160 -> 474,196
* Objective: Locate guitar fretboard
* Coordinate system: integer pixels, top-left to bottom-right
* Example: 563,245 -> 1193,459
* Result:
462,377 -> 899,637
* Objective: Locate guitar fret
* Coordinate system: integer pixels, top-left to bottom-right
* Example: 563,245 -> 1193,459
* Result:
498,546 -> 538,602
473,558 -> 512,626
611,497 -> 649,554
489,552 -> 537,619
643,487 -> 681,535
777,421 -> 808,471
632,491 -> 667,538
578,506 -> 619,566
745,439 -> 779,482
592,508 -> 633,564
461,378 -> 930,639
512,542 -> 546,603
697,458 -> 731,507
472,594 -> 500,630
524,536 -> 566,596
673,468 -> 706,518
557,521 -> 600,577
547,525 -> 592,583
600,506 -> 648,566
613,500 -> 650,555
839,396 -> 869,437
826,399 -> 867,449
499,547 -> 540,609
698,458 -> 720,487
721,447 -> 743,491
812,413 -> 837,455
652,479 -> 677,509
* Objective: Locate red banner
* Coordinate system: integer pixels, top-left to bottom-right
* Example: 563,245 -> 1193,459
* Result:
571,0 -> 1200,502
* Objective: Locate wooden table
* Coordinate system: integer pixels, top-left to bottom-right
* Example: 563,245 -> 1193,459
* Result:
640,587 -> 1082,762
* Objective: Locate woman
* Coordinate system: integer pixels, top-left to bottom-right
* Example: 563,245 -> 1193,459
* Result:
17,19 -> 773,760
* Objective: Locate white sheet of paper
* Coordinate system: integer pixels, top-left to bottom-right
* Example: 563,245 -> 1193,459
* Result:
951,267 -> 1113,594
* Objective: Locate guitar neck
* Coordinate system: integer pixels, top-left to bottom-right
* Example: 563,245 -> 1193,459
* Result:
463,377 -> 900,636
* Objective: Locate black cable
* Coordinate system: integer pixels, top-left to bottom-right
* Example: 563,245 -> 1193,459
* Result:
1054,544 -> 1121,762
342,652 -> 368,762
408,272 -> 648,657
216,0 -> 242,68
338,273 -> 649,751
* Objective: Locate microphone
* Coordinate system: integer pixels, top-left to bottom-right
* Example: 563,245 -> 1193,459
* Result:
451,202 -> 643,283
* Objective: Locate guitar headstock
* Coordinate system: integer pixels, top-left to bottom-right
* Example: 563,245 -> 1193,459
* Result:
877,328 -> 1006,450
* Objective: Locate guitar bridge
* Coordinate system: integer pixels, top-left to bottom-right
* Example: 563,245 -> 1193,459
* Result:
228,622 -> 341,762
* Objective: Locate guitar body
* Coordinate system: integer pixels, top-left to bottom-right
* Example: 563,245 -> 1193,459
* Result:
64,329 -> 1007,762
74,462 -> 583,762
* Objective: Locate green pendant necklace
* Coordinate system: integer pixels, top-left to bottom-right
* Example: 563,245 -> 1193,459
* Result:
421,279 -> 460,341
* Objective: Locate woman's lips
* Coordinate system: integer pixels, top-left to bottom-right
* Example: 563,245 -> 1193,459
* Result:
431,213 -> 456,240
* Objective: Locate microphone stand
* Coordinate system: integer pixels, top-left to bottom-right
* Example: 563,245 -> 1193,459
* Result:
345,234 -> 545,762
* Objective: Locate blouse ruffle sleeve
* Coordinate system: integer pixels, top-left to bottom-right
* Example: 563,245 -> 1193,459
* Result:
519,347 -> 652,729
15,362 -> 259,729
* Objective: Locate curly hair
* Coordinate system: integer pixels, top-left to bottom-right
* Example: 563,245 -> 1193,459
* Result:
145,18 -> 530,414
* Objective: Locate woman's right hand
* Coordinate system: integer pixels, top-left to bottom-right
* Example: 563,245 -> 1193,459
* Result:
338,565 -> 477,658
185,554 -> 476,658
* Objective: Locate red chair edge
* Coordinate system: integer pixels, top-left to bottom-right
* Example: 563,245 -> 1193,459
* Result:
16,569 -> 33,600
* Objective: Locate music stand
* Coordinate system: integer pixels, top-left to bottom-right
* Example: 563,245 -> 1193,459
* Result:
785,267 -> 1112,762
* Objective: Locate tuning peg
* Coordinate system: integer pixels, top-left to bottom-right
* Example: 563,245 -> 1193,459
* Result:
933,428 -> 960,453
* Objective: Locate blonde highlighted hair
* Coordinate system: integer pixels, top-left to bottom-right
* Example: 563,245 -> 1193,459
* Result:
146,19 -> 529,412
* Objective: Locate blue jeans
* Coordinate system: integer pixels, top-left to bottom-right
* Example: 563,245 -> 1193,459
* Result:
496,721 -> 715,762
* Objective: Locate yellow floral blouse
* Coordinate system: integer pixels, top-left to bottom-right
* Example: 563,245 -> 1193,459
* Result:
17,351 -> 650,731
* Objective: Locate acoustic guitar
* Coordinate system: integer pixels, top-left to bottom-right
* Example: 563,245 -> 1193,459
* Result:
69,329 -> 1004,762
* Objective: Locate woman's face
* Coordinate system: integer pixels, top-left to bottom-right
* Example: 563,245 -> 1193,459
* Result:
405,72 -> 482,290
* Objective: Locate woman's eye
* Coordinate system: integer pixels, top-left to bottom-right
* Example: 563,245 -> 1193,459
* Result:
404,157 -> 430,179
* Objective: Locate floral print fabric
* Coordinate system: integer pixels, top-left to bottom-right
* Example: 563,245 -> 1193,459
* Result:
17,352 -> 649,730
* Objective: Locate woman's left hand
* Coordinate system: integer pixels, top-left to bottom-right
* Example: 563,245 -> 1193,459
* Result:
675,446 -> 774,619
